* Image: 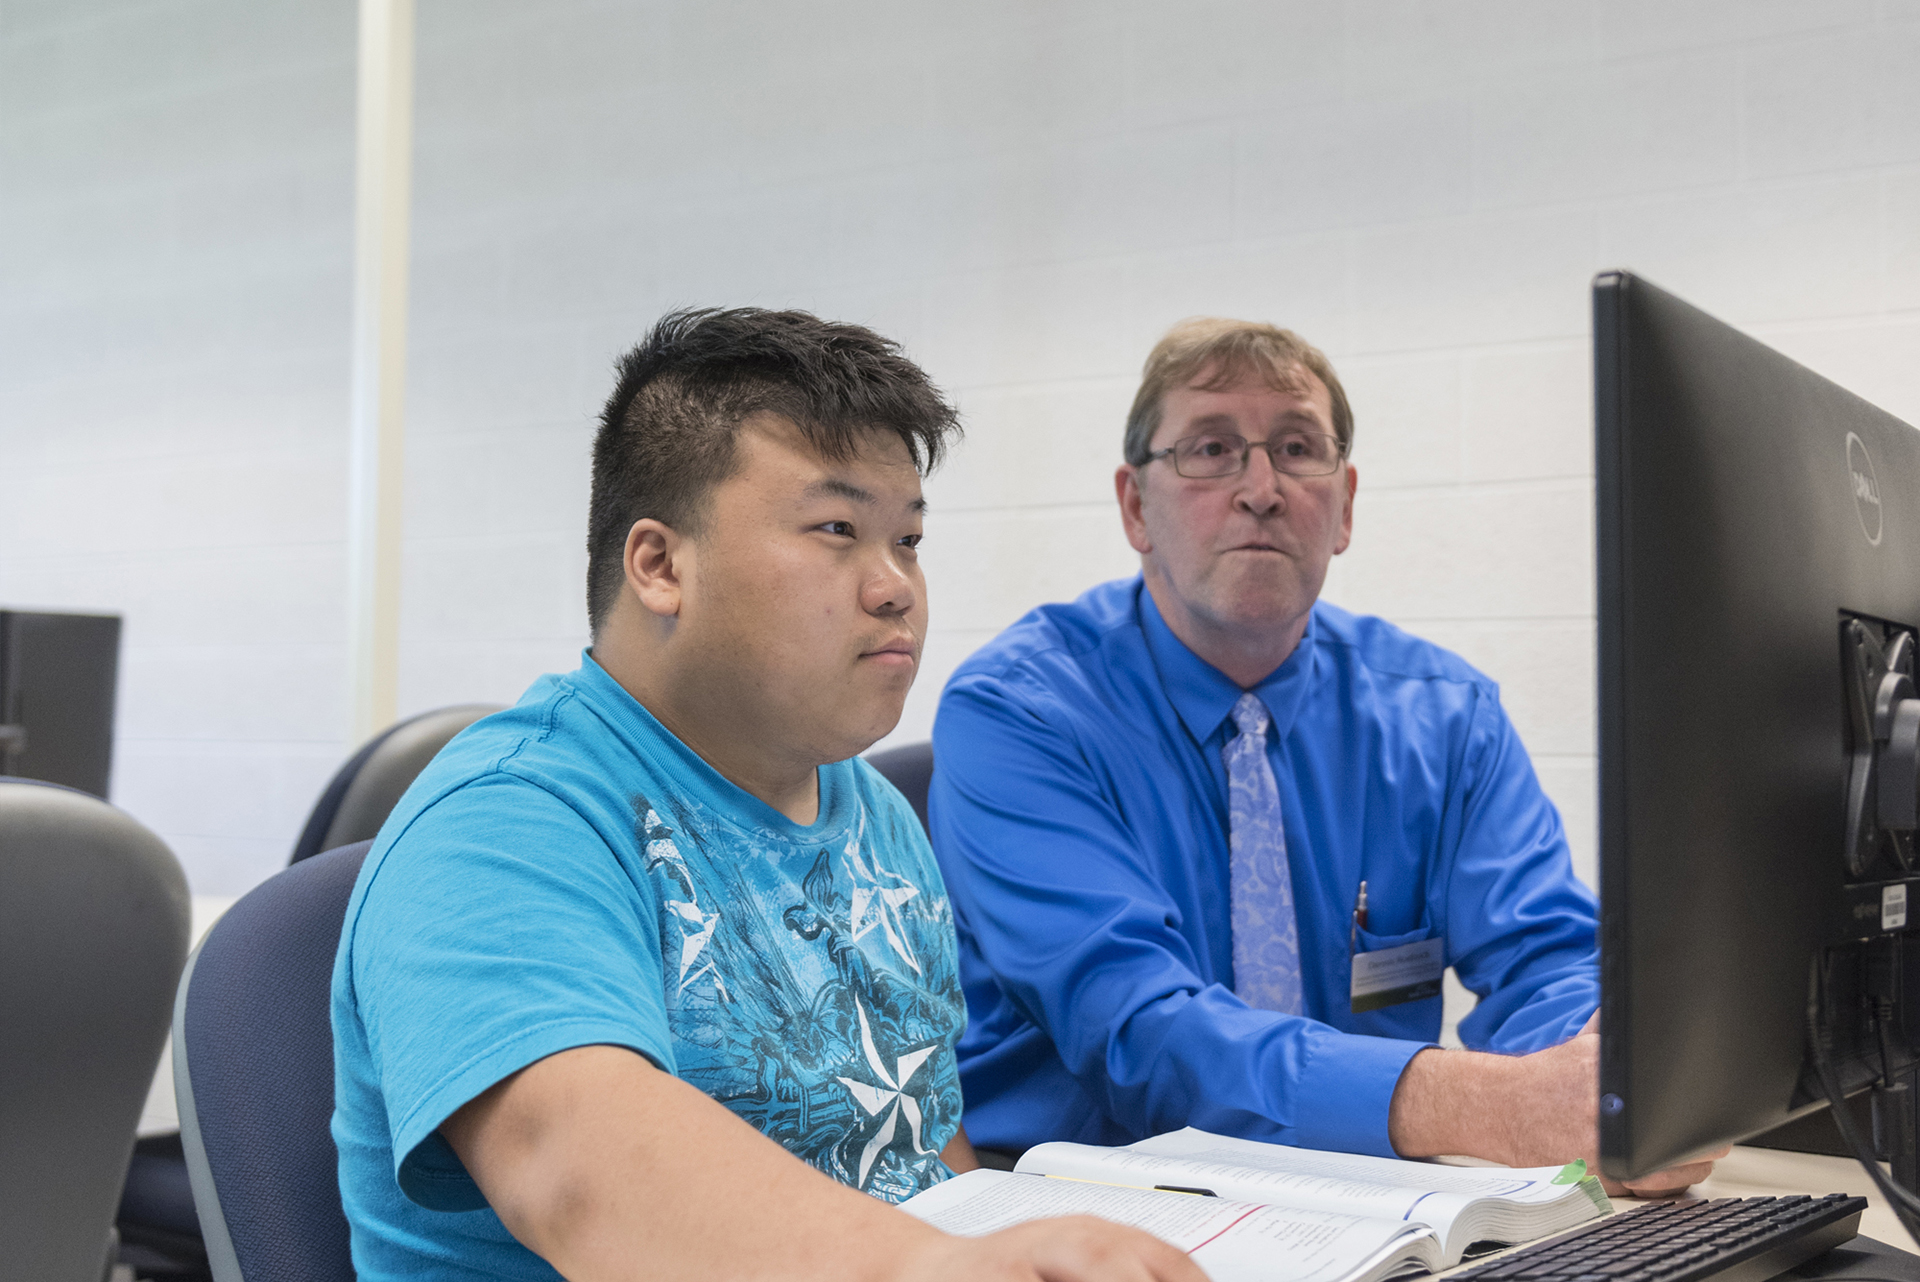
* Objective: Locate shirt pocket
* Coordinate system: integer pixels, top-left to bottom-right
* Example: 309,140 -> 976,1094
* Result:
1345,923 -> 1445,1039
1350,922 -> 1437,955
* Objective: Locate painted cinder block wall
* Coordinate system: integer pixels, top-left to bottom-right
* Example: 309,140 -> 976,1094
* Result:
2,0 -> 1916,901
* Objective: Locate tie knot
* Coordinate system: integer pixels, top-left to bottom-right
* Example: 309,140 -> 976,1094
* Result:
1231,692 -> 1269,740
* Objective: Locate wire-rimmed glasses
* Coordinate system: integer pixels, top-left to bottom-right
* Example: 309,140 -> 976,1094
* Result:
1145,431 -> 1346,479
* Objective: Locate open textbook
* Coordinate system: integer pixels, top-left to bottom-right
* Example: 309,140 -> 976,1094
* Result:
901,1128 -> 1610,1282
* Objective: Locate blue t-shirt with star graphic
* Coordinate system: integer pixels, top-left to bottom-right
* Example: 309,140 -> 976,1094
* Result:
331,653 -> 965,1281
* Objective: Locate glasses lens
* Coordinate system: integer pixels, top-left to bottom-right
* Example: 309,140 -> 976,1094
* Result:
1172,434 -> 1245,478
1272,432 -> 1342,476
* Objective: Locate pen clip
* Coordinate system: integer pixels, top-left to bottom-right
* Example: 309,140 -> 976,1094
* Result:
1349,879 -> 1369,956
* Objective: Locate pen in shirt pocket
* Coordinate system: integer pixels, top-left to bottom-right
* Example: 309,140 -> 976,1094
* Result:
1349,879 -> 1369,955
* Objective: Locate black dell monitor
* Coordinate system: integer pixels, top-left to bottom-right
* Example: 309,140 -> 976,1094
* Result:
1595,271 -> 1920,1194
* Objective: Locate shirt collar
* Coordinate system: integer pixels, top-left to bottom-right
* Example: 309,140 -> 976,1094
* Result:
1136,580 -> 1320,748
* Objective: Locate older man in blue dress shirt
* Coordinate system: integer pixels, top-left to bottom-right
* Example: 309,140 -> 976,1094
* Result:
929,319 -> 1719,1195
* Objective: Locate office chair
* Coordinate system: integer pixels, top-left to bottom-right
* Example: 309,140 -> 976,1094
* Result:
0,777 -> 191,1282
175,839 -> 370,1282
289,703 -> 503,863
865,740 -> 933,836
117,703 -> 498,1276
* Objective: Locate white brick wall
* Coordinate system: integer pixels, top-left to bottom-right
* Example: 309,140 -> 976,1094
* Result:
4,0 -> 1916,897
0,1 -> 356,892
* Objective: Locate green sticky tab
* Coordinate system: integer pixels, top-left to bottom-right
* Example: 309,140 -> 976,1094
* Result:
1552,1159 -> 1587,1185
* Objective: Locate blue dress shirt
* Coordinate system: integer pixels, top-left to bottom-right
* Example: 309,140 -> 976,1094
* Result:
929,577 -> 1598,1158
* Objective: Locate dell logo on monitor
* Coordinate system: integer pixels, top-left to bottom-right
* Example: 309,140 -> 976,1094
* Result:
1849,432 -> 1883,546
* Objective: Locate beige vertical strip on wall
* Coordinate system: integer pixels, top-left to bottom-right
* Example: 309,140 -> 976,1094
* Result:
346,0 -> 414,743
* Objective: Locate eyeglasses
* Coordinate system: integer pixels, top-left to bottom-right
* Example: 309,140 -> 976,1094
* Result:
1144,431 -> 1347,479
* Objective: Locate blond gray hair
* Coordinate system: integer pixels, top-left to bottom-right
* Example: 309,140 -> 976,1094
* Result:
1123,318 -> 1353,466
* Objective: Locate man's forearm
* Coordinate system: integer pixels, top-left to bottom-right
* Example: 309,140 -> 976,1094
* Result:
1387,1045 -> 1539,1163
1387,1035 -> 1724,1196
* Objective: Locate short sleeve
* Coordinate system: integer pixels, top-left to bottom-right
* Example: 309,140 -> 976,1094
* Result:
341,774 -> 672,1210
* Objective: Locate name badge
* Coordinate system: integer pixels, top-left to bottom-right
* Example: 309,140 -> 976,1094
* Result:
1350,937 -> 1444,1013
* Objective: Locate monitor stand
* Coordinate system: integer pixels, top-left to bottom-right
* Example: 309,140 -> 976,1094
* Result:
1745,1086 -> 1920,1197
1748,1094 -> 1876,1161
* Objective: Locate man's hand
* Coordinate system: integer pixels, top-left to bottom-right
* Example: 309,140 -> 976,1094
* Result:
441,1044 -> 1206,1282
1387,1018 -> 1726,1197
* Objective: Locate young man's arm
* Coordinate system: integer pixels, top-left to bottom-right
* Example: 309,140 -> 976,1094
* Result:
441,1044 -> 1204,1282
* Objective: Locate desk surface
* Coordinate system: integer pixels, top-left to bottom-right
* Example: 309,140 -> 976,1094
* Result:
1650,1145 -> 1911,1253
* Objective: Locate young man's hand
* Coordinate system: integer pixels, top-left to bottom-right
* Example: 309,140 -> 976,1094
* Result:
442,1044 -> 1205,1282
902,1218 -> 1206,1282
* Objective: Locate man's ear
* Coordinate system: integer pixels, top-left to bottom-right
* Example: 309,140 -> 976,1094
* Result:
1332,462 -> 1358,556
624,519 -> 687,618
1116,464 -> 1153,556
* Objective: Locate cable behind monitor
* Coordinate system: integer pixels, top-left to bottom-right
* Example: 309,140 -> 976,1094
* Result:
1809,944 -> 1920,1249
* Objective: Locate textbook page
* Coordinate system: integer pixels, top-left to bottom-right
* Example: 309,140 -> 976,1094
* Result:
1016,1129 -> 1605,1263
903,1169 -> 1442,1282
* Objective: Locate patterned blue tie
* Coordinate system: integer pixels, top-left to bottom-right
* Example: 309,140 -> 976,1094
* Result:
1226,692 -> 1304,1015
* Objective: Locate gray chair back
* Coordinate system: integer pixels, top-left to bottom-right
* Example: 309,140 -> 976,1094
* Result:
0,778 -> 189,1281
290,703 -> 502,863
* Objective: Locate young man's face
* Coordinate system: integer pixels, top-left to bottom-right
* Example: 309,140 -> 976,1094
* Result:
673,416 -> 928,769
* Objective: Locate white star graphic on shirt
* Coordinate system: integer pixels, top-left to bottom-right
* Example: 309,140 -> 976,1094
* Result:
665,898 -> 728,999
834,1000 -> 937,1188
642,809 -> 729,1001
843,817 -> 921,974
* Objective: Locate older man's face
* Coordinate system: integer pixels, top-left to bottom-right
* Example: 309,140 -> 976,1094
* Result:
1118,367 -> 1355,666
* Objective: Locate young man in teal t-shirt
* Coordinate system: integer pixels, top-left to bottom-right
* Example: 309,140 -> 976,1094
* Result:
330,309 -> 1202,1282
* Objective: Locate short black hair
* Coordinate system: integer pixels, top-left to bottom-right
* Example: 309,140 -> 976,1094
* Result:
586,308 -> 961,633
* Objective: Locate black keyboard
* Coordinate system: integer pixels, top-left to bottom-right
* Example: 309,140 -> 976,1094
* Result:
1447,1195 -> 1869,1282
